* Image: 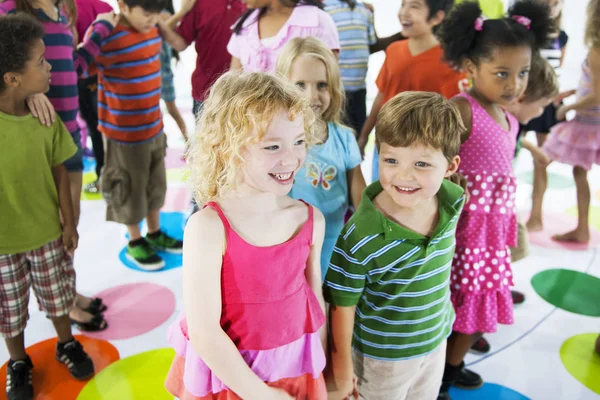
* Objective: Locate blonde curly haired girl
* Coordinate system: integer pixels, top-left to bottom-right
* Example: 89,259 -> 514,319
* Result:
166,71 -> 329,400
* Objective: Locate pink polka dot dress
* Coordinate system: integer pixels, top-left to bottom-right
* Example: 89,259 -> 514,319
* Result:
450,93 -> 518,335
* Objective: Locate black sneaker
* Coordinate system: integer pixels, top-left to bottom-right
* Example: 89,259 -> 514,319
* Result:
454,362 -> 483,389
56,339 -> 95,380
511,290 -> 526,305
6,356 -> 33,400
469,336 -> 491,354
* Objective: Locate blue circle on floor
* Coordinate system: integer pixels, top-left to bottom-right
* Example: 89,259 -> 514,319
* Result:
119,211 -> 185,273
83,156 -> 96,173
449,383 -> 530,400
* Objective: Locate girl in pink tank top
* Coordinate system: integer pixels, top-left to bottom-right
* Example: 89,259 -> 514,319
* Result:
437,0 -> 553,394
165,72 -> 328,400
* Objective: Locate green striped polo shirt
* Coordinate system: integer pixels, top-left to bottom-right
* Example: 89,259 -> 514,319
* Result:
323,179 -> 465,360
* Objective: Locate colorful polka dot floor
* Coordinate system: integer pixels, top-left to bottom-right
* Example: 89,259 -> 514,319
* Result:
1,0 -> 599,399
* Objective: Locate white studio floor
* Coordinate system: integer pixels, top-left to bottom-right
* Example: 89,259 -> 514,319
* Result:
1,0 -> 599,399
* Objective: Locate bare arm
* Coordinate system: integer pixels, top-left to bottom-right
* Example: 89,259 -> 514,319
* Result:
51,163 -> 78,253
157,19 -> 189,52
357,91 -> 384,156
347,166 -> 366,209
326,305 -> 357,400
521,138 -> 551,166
183,210 -> 291,400
165,100 -> 189,141
370,32 -> 404,54
451,96 -> 473,144
306,207 -> 327,350
230,56 -> 243,72
560,48 -> 600,113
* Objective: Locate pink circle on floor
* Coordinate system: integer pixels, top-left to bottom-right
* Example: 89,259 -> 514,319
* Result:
165,147 -> 185,169
519,211 -> 600,251
162,186 -> 192,213
80,283 -> 176,340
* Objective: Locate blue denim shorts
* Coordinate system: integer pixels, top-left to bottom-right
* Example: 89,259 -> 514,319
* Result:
63,129 -> 84,173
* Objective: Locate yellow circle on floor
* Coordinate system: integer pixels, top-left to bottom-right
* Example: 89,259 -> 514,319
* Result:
77,348 -> 175,399
560,333 -> 600,394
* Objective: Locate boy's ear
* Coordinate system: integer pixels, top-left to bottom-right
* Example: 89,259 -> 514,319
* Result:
444,155 -> 461,178
429,10 -> 446,27
2,72 -> 19,89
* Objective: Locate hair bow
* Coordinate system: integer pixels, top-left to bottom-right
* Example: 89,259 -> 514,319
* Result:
512,15 -> 532,29
474,16 -> 485,31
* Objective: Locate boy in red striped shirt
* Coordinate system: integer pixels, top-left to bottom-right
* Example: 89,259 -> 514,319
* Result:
93,0 -> 183,271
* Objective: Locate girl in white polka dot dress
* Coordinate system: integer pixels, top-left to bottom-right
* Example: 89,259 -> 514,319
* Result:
436,0 -> 553,393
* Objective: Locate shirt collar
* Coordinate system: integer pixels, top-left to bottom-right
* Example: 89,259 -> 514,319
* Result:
235,5 -> 320,31
353,179 -> 465,241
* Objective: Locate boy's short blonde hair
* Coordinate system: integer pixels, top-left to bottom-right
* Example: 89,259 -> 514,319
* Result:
276,36 -> 345,126
187,72 -> 316,203
585,0 -> 600,48
523,52 -> 559,102
376,91 -> 464,162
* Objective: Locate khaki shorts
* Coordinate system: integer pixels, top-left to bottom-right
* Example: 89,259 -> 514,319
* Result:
353,341 -> 446,400
510,219 -> 530,263
101,133 -> 167,225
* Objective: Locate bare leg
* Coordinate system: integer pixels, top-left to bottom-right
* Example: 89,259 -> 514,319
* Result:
553,166 -> 590,242
4,333 -> 27,361
146,209 -> 161,234
527,133 -> 548,232
49,315 -> 74,344
127,224 -> 143,241
446,332 -> 483,366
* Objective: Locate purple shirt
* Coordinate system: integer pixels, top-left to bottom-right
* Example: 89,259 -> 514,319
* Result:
75,0 -> 113,44
227,5 -> 340,72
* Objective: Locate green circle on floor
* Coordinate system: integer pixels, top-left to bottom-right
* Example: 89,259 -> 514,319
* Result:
567,206 -> 600,232
560,334 -> 600,394
517,171 -> 574,189
77,348 -> 175,399
531,269 -> 600,316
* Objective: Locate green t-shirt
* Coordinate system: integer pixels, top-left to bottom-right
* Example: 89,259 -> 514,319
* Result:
323,179 -> 465,360
0,111 -> 76,254
455,0 -> 505,19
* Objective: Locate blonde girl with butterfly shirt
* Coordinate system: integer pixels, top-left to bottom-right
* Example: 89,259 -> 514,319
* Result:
277,36 -> 366,280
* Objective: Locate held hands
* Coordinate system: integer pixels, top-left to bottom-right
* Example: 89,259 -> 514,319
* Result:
27,94 -> 55,127
327,376 -> 359,400
62,224 -> 79,256
95,11 -> 118,27
448,172 -> 470,203
530,146 -> 551,167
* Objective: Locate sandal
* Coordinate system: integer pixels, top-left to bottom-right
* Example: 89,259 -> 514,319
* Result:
83,181 -> 100,194
71,314 -> 108,332
82,297 -> 107,315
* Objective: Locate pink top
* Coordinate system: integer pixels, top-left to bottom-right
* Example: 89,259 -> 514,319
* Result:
167,201 -> 326,397
227,5 -> 340,72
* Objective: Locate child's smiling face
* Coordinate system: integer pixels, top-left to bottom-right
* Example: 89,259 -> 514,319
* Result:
240,109 -> 307,196
288,54 -> 331,120
398,0 -> 443,39
378,142 -> 459,210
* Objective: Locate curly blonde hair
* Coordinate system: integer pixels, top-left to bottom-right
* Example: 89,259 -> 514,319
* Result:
187,72 -> 317,203
275,37 -> 346,126
586,0 -> 600,48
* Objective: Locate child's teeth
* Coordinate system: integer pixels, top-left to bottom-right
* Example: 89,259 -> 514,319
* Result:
275,173 -> 291,180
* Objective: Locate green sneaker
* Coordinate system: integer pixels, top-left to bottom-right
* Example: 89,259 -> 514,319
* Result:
126,239 -> 165,271
145,231 -> 183,254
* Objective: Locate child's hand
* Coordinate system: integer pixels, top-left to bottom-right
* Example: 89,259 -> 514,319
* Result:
62,224 -> 79,255
448,172 -> 470,203
553,89 -> 576,106
180,0 -> 198,14
363,2 -> 374,13
357,136 -> 368,158
27,94 -> 55,127
530,146 -> 551,167
96,11 -> 118,27
327,376 -> 359,400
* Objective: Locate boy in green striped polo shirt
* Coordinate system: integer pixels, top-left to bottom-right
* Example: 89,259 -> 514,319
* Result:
324,91 -> 465,400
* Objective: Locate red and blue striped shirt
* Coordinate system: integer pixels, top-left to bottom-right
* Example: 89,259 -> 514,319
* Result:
93,24 -> 163,143
0,0 -> 113,137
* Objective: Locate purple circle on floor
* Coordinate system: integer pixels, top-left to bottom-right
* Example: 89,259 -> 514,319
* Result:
80,283 -> 176,341
449,383 -> 530,399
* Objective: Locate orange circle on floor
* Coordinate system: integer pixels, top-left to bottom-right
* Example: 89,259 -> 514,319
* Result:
0,335 -> 119,400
